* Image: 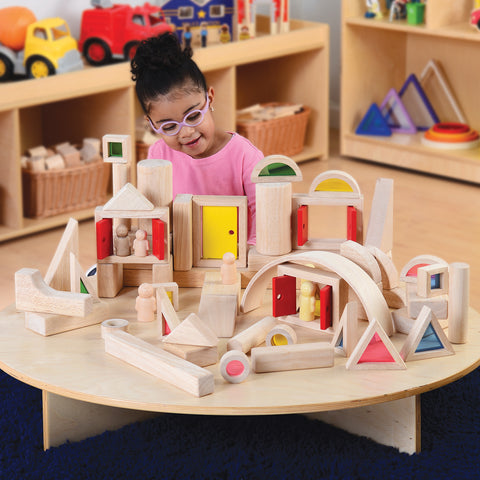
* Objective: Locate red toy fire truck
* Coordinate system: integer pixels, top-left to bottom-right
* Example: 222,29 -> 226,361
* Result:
79,0 -> 173,66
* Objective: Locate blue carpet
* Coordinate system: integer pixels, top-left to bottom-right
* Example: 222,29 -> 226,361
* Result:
1,367 -> 480,479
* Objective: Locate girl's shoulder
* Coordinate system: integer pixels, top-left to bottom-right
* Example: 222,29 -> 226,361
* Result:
227,132 -> 264,159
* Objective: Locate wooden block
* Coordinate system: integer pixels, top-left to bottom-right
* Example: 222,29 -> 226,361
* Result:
407,291 -> 448,320
44,218 -> 79,291
308,170 -> 362,197
26,301 -> 109,336
100,318 -> 129,338
162,343 -> 218,367
156,286 -> 181,332
69,252 -> 99,300
251,342 -> 334,373
173,194 -> 193,271
104,330 -> 214,397
152,263 -> 173,283
137,158 -> 172,208
150,282 -> 179,310
80,137 -> 101,163
220,350 -> 251,383
45,154 -> 65,170
340,240 -> 382,284
227,316 -> 277,353
448,262 -> 470,344
96,263 -> 123,298
400,254 -> 448,283
365,178 -> 394,253
56,143 -> 81,167
192,195 -> 247,268
383,287 -> 406,309
272,274 -> 297,317
367,246 -> 399,290
163,313 -> 218,347
247,246 -> 285,272
103,183 -> 154,211
28,145 -> 48,157
255,182 -> 292,256
265,323 -> 297,346
102,134 -> 131,164
346,319 -> 406,370
250,154 -> 303,184
400,306 -> 454,362
331,301 -> 359,357
203,271 -> 241,308
417,264 -> 449,298
197,293 -> 237,338
392,307 -> 415,335
15,268 -> 93,317
26,157 -> 46,171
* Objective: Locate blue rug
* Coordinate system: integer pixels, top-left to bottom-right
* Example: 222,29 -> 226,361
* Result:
1,366 -> 480,479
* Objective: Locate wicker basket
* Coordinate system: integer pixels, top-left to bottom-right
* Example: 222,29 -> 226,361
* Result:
236,103 -> 310,157
22,160 -> 110,219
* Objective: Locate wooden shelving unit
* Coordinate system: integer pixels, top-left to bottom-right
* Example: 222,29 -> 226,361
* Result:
340,0 -> 480,183
0,17 -> 329,242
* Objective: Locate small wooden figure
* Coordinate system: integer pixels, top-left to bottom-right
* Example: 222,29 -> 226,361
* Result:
115,224 -> 131,256
133,229 -> 149,257
221,252 -> 237,285
299,280 -> 316,322
135,283 -> 156,322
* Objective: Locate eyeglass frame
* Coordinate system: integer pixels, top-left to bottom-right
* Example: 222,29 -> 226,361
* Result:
147,94 -> 210,136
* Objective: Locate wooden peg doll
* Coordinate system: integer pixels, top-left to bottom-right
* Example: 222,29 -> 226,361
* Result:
135,283 -> 156,322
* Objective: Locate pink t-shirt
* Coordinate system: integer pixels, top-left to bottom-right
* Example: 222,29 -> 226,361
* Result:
148,133 -> 263,243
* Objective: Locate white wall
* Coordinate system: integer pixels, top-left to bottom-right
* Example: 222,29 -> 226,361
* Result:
10,1 -> 341,125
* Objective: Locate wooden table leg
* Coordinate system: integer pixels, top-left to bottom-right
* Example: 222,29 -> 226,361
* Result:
42,391 -> 158,450
305,395 -> 421,454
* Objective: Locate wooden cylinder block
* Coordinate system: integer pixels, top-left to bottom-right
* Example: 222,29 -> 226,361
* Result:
255,182 -> 292,255
137,159 -> 172,208
266,324 -> 297,346
227,316 -> 277,353
101,318 -> 129,338
220,350 -> 250,383
448,262 -> 470,344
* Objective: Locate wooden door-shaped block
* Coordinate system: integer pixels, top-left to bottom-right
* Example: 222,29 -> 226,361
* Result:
272,275 -> 297,317
297,205 -> 308,246
152,218 -> 165,260
320,284 -> 332,330
202,206 -> 238,259
96,218 -> 113,260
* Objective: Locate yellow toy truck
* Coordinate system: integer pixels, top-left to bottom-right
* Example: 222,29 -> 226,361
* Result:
0,7 -> 83,81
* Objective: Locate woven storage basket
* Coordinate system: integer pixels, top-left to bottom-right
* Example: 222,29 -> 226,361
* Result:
236,103 -> 310,157
22,160 -> 110,219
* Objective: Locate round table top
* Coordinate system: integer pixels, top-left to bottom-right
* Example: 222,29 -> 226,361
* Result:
1,287 -> 480,415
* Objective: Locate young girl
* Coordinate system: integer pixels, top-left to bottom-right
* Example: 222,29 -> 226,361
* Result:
131,33 -> 263,244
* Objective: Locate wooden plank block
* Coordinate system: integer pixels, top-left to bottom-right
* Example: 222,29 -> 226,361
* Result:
15,268 -> 93,317
104,330 -> 214,397
251,342 -> 334,373
162,343 -> 218,367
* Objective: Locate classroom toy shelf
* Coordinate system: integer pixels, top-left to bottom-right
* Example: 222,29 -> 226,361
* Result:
0,16 -> 329,242
340,0 -> 480,183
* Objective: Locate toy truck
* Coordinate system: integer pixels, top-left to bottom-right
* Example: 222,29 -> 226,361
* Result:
79,1 -> 174,66
0,7 -> 83,82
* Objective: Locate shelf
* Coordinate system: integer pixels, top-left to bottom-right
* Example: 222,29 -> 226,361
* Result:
340,0 -> 480,183
0,17 -> 329,242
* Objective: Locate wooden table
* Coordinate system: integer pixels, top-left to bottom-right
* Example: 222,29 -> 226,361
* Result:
1,287 -> 480,454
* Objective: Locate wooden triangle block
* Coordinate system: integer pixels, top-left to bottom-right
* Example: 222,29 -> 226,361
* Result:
44,218 -> 79,292
103,183 -> 154,211
420,59 -> 467,124
400,305 -> 454,362
380,88 -> 417,134
399,73 -> 439,131
331,301 -> 358,357
346,319 -> 406,370
355,103 -> 392,136
69,252 -> 99,302
163,313 -> 218,347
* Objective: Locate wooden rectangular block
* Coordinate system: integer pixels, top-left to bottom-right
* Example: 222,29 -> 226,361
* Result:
25,302 -> 110,336
162,343 -> 218,367
97,263 -> 123,298
407,291 -> 448,320
251,342 -> 334,373
104,330 -> 214,397
173,194 -> 193,271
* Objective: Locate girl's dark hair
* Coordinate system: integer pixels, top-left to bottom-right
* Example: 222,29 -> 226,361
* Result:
131,32 -> 207,114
